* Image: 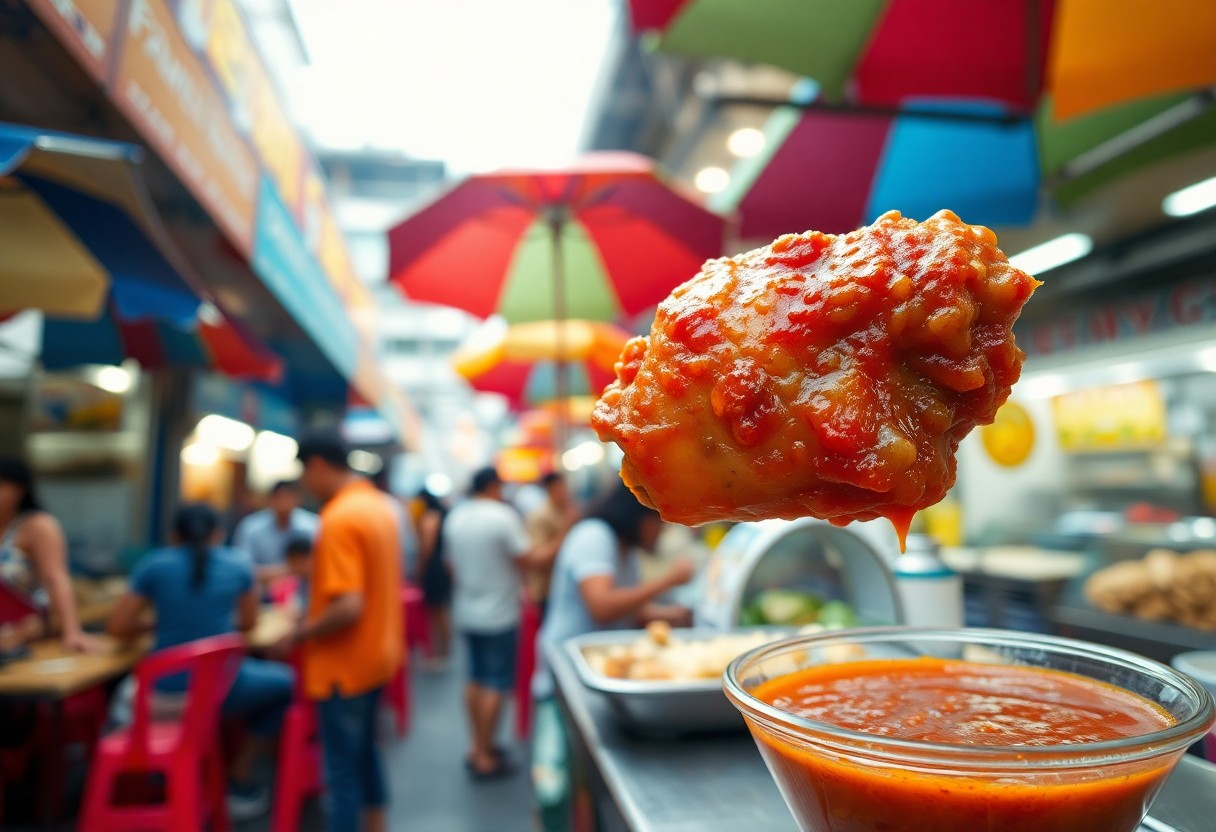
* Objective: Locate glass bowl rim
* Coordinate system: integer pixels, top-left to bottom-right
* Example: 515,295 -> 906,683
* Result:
723,626 -> 1216,769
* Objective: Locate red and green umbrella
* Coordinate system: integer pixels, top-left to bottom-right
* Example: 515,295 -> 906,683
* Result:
629,0 -> 1216,121
386,152 -> 725,324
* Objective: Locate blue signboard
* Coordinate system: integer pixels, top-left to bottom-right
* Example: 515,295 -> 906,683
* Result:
252,177 -> 359,379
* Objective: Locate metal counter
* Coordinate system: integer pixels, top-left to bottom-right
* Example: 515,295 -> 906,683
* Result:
549,641 -> 1216,832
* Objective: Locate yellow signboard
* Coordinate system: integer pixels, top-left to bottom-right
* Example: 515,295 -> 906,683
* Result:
1052,380 -> 1167,451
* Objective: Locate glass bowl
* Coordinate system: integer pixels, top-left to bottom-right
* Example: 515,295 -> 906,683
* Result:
724,627 -> 1215,832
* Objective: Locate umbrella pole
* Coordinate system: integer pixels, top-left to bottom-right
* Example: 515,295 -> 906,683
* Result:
547,211 -> 569,472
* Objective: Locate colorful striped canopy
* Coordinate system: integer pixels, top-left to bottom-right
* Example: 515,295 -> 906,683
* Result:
631,0 -> 1216,121
0,122 -> 200,323
42,301 -> 283,382
716,81 -> 1216,239
387,153 -> 725,324
452,318 -> 628,410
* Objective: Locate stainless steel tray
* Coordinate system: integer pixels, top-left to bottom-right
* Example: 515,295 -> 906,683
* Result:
565,628 -> 787,736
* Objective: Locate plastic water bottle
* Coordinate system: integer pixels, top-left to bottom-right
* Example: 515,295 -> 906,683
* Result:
894,534 -> 964,628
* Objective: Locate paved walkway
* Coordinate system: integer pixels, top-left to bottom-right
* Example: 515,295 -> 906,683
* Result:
257,657 -> 538,832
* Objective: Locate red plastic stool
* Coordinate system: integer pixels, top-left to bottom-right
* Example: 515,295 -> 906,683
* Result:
403,583 -> 433,659
514,599 -> 542,739
79,634 -> 245,832
383,660 -> 410,738
270,652 -> 321,832
384,585 -> 422,737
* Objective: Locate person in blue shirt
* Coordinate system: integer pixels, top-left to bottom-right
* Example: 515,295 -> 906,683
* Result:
529,483 -> 694,829
108,503 -> 294,821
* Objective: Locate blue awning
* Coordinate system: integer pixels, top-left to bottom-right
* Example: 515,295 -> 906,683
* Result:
0,122 -> 201,325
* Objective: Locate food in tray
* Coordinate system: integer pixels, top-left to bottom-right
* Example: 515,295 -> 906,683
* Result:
1084,548 -> 1216,631
592,210 -> 1038,544
737,589 -> 859,629
583,622 -> 859,682
585,625 -> 780,682
751,657 -> 1180,832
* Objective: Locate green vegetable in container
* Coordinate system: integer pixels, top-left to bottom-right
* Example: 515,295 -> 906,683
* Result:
754,589 -> 823,626
817,600 -> 860,629
737,603 -> 765,627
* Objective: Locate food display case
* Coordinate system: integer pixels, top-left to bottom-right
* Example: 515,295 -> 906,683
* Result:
696,518 -> 905,631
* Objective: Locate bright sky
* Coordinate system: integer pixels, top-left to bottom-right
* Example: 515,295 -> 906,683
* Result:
286,0 -> 621,173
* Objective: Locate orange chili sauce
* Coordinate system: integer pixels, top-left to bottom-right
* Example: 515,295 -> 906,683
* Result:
750,658 -> 1178,832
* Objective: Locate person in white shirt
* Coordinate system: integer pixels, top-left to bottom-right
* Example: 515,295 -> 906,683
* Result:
232,481 -> 319,586
443,467 -> 559,780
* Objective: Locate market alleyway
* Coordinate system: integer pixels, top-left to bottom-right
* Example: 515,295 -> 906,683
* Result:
262,657 -> 538,832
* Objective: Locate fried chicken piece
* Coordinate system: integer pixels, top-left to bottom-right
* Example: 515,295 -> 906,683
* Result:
592,210 -> 1039,543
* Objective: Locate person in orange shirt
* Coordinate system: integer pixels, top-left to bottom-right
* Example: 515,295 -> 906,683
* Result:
276,431 -> 402,832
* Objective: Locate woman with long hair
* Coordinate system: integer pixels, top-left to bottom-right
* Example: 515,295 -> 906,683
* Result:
416,487 -> 453,663
0,456 -> 95,651
532,482 -> 694,699
107,503 -> 293,820
530,482 -> 695,830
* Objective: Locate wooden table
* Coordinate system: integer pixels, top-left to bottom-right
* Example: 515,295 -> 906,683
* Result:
0,607 -> 296,702
0,635 -> 146,700
0,607 -> 296,828
248,605 -> 297,650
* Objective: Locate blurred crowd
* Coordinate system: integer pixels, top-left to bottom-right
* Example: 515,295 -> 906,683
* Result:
0,439 -> 701,830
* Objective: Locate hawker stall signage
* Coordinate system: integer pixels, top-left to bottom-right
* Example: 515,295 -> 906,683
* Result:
25,0 -> 123,82
109,0 -> 259,253
252,177 -> 359,380
1021,274 -> 1216,358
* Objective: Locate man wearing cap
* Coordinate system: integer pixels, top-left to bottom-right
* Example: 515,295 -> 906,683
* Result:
277,431 -> 402,832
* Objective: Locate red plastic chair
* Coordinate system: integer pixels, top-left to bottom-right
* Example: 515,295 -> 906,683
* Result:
270,651 -> 321,832
514,599 -> 543,739
79,634 -> 245,832
385,583 -> 436,736
384,584 -> 426,737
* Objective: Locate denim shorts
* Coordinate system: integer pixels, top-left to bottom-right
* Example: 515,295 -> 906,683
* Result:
464,628 -> 518,692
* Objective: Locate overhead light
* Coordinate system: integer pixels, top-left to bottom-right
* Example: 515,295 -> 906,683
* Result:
181,442 -> 220,466
248,431 -> 301,491
694,166 -> 730,195
196,414 -> 256,452
1162,175 -> 1216,217
94,365 -> 133,394
348,449 -> 383,475
1008,233 -> 1092,276
1015,373 -> 1069,401
727,127 -> 765,158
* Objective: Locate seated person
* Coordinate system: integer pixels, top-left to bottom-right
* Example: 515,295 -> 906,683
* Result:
232,480 -> 319,589
107,504 -> 294,821
281,532 -> 313,607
